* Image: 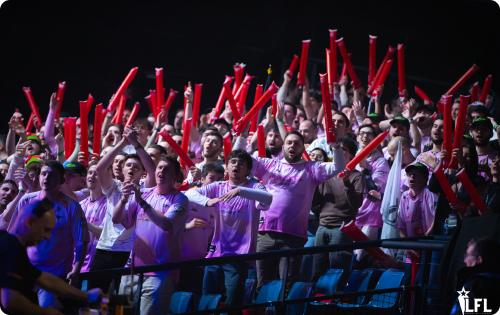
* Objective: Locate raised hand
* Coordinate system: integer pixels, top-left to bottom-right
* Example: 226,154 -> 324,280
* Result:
49,92 -> 59,110
188,166 -> 201,181
219,187 -> 241,203
186,218 -> 209,230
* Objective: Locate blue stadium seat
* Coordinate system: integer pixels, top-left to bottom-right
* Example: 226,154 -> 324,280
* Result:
336,268 -> 405,310
198,293 -> 222,311
286,282 -> 314,315
342,268 -> 375,305
169,291 -> 197,314
255,280 -> 283,304
314,268 -> 343,295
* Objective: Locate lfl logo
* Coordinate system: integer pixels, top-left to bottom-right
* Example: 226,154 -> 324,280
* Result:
457,287 -> 500,314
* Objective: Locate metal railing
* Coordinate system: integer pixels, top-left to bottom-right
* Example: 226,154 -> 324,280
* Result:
80,236 -> 450,315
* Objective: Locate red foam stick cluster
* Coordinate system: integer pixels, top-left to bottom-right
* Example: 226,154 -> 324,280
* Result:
336,38 -> 362,89
233,64 -> 245,95
237,81 -> 250,115
257,124 -> 266,158
345,130 -> 389,171
192,84 -> 203,127
319,73 -> 336,144
369,46 -> 395,95
223,76 -> 241,122
92,103 -> 106,157
125,102 -> 140,128
55,81 -> 66,120
329,29 -> 338,84
441,95 -> 453,166
414,86 -> 433,104
340,220 -> 389,261
479,74 -> 492,103
445,64 -> 479,96
107,67 -> 139,112
223,133 -> 232,162
433,166 -> 462,211
63,117 -> 77,160
288,54 -> 300,76
397,44 -> 406,97
456,169 -> 487,214
297,39 -> 311,86
233,82 -> 279,134
159,131 -> 195,168
112,95 -> 126,125
448,95 -> 470,169
368,35 -> 377,85
371,60 -> 393,96
22,87 -> 42,129
234,74 -> 253,101
271,93 -> 277,117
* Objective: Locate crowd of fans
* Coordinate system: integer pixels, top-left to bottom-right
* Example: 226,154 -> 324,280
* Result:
0,34 -> 499,315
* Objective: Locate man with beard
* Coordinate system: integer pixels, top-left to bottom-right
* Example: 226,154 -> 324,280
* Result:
113,156 -> 188,315
416,118 -> 444,173
90,128 -> 156,291
186,132 -> 224,185
470,117 -> 497,181
250,129 -> 284,160
0,180 -> 18,214
307,112 -> 349,160
188,150 -> 272,310
12,160 -> 89,309
241,131 -> 345,289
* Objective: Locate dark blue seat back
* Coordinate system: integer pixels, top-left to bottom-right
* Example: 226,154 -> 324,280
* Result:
368,269 -> 405,308
314,268 -> 343,295
198,293 -> 222,311
255,280 -> 283,304
170,291 -> 197,314
286,282 -> 314,315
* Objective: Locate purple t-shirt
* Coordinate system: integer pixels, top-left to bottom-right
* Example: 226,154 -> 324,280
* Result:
20,192 -> 88,277
80,195 -> 107,272
396,188 -> 437,237
121,188 -> 188,275
196,180 -> 269,257
252,157 -> 341,239
355,151 -> 390,228
478,152 -> 495,181
182,189 -> 215,260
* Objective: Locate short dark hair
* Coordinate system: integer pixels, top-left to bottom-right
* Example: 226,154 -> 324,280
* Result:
468,238 -> 500,267
227,150 -> 253,171
213,119 -> 231,130
284,131 -> 305,145
134,118 -> 152,131
158,156 -> 184,183
332,110 -> 350,128
1,179 -> 19,194
123,154 -> 144,170
149,144 -> 167,156
42,160 -> 65,184
284,103 -> 298,115
202,163 -> 225,178
109,124 -> 124,134
357,124 -> 377,136
204,132 -> 223,146
341,137 -> 358,157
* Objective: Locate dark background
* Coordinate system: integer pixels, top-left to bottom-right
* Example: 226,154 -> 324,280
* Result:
0,0 -> 499,134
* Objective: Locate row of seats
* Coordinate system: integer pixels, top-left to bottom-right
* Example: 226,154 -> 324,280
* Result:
169,268 -> 406,314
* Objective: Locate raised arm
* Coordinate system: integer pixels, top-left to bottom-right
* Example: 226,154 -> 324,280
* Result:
44,93 -> 59,156
96,137 -> 128,191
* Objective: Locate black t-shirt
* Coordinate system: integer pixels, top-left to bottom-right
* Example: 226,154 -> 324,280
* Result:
0,231 -> 41,313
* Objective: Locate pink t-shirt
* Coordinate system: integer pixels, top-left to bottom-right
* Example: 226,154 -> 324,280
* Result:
196,180 -> 269,257
80,195 -> 107,272
252,157 -> 341,239
21,192 -> 89,277
122,188 -> 188,276
396,188 -> 437,237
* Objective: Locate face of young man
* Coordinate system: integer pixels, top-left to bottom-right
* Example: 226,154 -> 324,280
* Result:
155,160 -> 176,188
406,169 -> 427,192
122,157 -> 144,183
298,120 -> 317,144
283,134 -> 305,163
201,171 -> 224,186
431,119 -> 444,144
226,157 -> 249,183
113,154 -> 126,180
203,135 -> 222,160
39,165 -> 63,192
266,130 -> 283,154
471,124 -> 492,146
357,127 -> 375,149
86,165 -> 100,190
26,210 -> 56,247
